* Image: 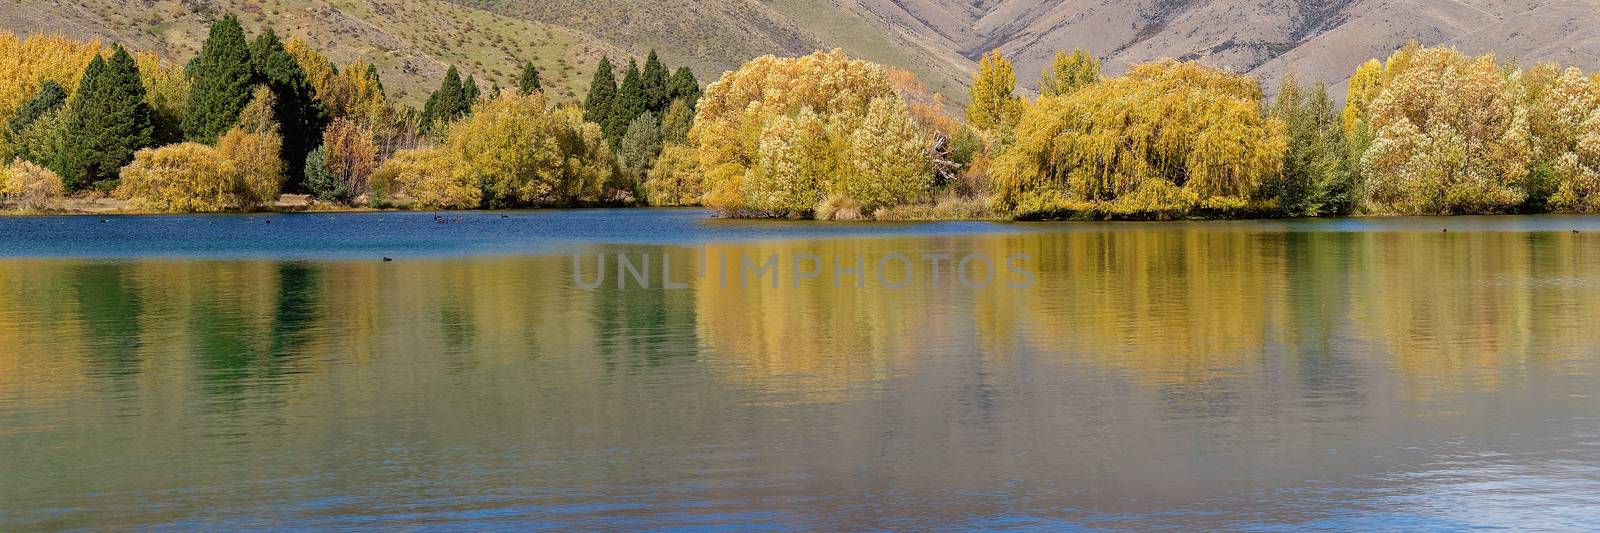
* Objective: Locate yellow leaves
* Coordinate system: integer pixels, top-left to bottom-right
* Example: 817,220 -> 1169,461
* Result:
0,32 -> 103,121
643,145 -> 702,206
322,118 -> 377,201
1361,47 -> 1531,214
285,36 -> 387,125
2,158 -> 64,211
372,148 -> 480,210
966,49 -> 1021,131
1039,49 -> 1101,97
217,127 -> 284,208
1343,59 -> 1383,133
991,60 -> 1285,218
117,143 -> 259,213
693,50 -> 928,216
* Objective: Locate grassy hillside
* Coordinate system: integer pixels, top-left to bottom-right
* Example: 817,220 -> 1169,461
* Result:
3,0 -> 1597,105
0,0 -> 629,105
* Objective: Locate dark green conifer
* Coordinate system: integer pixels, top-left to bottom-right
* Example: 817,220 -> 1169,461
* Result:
421,66 -> 469,132
249,28 -> 327,185
59,44 -> 155,189
583,57 -> 617,127
607,59 -> 646,145
183,14 -> 255,143
667,66 -> 701,110
518,61 -> 542,95
463,75 -> 481,106
8,80 -> 66,134
642,50 -> 669,114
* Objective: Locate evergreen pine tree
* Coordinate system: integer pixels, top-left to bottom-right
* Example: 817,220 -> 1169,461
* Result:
463,75 -> 481,107
607,59 -> 646,145
365,63 -> 385,96
666,66 -> 701,110
421,66 -> 469,132
518,61 -> 542,94
183,15 -> 256,143
8,81 -> 67,134
249,28 -> 327,187
642,50 -> 670,114
583,57 -> 617,127
59,44 -> 155,189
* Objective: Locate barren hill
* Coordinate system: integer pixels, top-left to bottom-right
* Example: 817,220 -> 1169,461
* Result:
4,0 -> 1598,103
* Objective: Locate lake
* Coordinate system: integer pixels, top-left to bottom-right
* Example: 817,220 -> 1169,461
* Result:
2,209 -> 1599,530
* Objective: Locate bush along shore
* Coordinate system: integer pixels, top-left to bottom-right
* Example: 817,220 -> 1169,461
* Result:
3,17 -> 1599,220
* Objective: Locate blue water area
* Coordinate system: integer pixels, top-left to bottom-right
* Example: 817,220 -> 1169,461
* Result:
3,208 -> 1600,259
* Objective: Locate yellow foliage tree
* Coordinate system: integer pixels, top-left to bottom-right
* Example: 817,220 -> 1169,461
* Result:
322,118 -> 378,200
1360,47 -> 1530,214
691,49 -> 931,217
1039,49 -> 1100,97
371,148 -> 481,209
1522,63 -> 1600,211
117,143 -> 272,212
966,49 -> 1021,132
1342,59 -> 1383,134
643,144 -> 702,206
442,94 -> 614,207
991,60 -> 1286,218
0,33 -> 103,123
2,158 -> 64,211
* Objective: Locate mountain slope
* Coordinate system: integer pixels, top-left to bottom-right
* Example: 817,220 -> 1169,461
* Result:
3,0 -> 1597,104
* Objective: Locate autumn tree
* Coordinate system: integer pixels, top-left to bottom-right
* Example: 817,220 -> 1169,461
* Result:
659,98 -> 694,145
371,148 -> 480,209
1522,63 -> 1600,212
1039,49 -> 1100,97
2,158 -> 64,211
643,145 -> 701,206
1361,47 -> 1530,214
966,49 -> 1021,132
316,118 -> 377,205
184,15 -> 256,143
60,44 -> 155,189
692,50 -> 932,217
991,60 -> 1287,218
116,143 -> 262,212
0,33 -> 102,125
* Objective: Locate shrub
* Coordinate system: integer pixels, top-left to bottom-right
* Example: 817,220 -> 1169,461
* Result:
991,60 -> 1286,218
216,126 -> 284,207
643,145 -> 702,206
117,143 -> 267,212
2,159 -> 65,211
371,148 -> 480,209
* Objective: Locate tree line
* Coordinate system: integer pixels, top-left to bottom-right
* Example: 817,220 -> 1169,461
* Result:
0,14 -> 700,212
3,17 -> 1598,219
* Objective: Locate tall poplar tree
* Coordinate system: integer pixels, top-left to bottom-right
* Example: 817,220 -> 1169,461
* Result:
60,44 -> 154,189
584,57 -> 617,128
250,28 -> 326,184
518,61 -> 542,94
966,49 -> 1021,132
184,15 -> 255,143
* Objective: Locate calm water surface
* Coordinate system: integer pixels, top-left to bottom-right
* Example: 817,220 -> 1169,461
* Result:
2,210 -> 1599,530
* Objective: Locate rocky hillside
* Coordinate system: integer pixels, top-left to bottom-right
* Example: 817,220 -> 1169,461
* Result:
4,0 -> 1598,103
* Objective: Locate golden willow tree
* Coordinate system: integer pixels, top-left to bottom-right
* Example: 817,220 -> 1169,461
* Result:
1523,62 -> 1600,212
1039,49 -> 1100,97
1358,47 -> 1532,215
965,49 -> 1021,132
991,60 -> 1287,218
688,49 -> 931,217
